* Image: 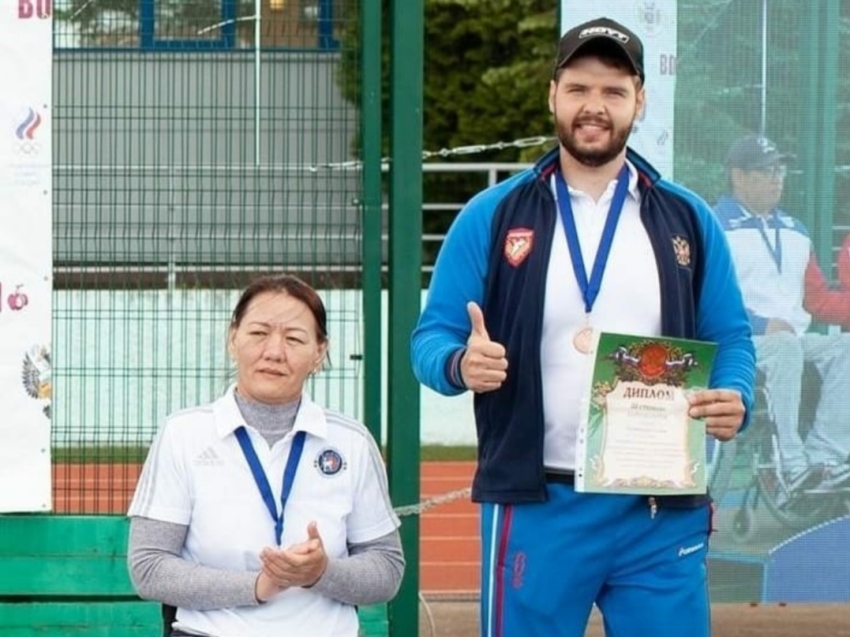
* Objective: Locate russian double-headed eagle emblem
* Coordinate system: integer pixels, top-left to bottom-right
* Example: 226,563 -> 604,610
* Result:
672,236 -> 691,267
22,344 -> 52,419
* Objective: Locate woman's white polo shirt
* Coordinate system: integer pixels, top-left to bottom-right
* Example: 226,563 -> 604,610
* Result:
128,387 -> 400,637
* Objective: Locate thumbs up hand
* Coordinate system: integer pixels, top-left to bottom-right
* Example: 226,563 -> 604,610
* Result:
461,302 -> 508,393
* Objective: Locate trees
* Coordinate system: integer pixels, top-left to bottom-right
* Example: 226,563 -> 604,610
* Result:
338,0 -> 556,163
337,0 -> 557,265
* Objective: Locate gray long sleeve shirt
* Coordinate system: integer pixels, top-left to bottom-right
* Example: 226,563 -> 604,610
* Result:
128,517 -> 404,608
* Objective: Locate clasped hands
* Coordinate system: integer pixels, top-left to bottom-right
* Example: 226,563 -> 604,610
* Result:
254,520 -> 328,602
460,301 -> 746,440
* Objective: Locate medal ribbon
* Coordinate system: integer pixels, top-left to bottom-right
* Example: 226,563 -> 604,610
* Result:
555,165 -> 630,314
235,426 -> 307,546
756,214 -> 782,273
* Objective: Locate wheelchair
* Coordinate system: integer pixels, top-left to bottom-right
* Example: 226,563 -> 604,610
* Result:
707,365 -> 850,542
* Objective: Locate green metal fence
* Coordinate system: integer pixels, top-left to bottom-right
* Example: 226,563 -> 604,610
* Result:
52,0 -> 368,513
674,0 -> 843,266
42,1 -> 429,634
44,2 -> 418,634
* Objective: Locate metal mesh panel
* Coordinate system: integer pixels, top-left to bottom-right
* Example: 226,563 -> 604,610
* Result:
674,0 -> 803,201
675,0 -> 850,604
52,0 -> 362,514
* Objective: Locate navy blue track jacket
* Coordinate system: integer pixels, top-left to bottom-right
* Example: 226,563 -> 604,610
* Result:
411,147 -> 756,505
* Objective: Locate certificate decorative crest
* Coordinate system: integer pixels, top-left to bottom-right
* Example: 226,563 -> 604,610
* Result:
575,332 -> 717,495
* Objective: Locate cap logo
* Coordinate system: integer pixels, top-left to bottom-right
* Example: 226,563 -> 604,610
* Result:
578,26 -> 629,43
756,136 -> 777,153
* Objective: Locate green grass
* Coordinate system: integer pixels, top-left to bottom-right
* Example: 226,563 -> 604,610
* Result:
420,445 -> 477,461
52,446 -> 149,464
52,445 -> 478,463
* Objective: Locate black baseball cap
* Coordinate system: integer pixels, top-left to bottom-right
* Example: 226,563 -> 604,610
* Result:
725,134 -> 794,171
554,17 -> 644,82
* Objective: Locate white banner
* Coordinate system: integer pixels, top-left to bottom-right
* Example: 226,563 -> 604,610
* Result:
560,1 -> 677,177
0,0 -> 53,512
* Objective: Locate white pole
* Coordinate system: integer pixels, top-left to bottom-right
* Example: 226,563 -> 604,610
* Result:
760,0 -> 767,136
254,0 -> 262,166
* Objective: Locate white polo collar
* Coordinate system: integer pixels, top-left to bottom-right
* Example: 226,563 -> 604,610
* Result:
212,384 -> 329,440
550,159 -> 640,203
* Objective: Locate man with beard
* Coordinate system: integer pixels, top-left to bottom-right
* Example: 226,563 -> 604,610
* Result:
410,16 -> 755,637
716,135 -> 850,493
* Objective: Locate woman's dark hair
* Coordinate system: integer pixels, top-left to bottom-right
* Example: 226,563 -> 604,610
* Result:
230,275 -> 328,343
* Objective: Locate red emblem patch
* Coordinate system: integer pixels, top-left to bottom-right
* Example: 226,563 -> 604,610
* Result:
504,228 -> 534,267
637,343 -> 669,379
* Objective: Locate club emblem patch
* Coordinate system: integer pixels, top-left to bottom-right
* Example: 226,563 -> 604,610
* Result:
672,236 -> 691,267
504,228 -> 534,267
315,448 -> 346,476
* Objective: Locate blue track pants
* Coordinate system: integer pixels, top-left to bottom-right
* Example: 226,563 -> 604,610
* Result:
480,485 -> 713,637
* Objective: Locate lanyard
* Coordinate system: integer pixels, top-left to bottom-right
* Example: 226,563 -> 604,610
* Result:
234,427 -> 306,546
756,214 -> 782,273
555,165 -> 630,314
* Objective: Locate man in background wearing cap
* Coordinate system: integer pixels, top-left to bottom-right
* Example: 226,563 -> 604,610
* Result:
715,134 -> 850,496
412,16 -> 754,637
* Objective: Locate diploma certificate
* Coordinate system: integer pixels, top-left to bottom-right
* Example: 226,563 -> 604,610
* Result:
575,332 -> 718,496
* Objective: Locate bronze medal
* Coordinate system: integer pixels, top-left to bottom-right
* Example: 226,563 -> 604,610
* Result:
573,325 -> 594,354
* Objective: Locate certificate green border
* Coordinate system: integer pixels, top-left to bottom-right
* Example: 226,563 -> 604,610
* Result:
580,332 -> 718,495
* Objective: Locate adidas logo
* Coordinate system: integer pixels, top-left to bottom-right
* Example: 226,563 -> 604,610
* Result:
194,447 -> 223,466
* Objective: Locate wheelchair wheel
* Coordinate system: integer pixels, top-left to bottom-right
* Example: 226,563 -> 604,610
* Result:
756,463 -> 836,530
748,364 -> 843,529
731,497 -> 759,543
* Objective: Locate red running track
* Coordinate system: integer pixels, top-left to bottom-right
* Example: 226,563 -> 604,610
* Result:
52,461 -> 480,595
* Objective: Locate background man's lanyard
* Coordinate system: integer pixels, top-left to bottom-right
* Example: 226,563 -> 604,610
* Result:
757,214 -> 783,273
235,427 -> 307,546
